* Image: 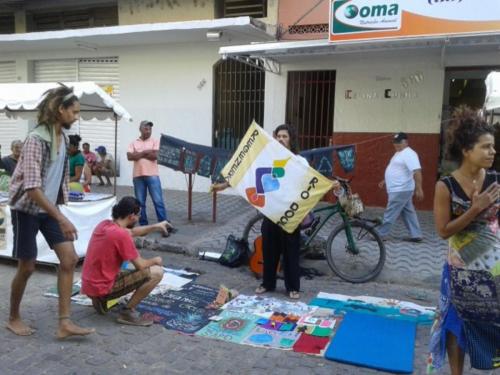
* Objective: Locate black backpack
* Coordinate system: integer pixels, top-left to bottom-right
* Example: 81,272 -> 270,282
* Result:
219,235 -> 249,268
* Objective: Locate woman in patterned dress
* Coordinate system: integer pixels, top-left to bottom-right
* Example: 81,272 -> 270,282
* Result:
428,107 -> 499,374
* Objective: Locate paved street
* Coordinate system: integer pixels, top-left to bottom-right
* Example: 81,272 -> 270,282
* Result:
0,186 -> 487,374
114,185 -> 446,287
0,250 -> 485,375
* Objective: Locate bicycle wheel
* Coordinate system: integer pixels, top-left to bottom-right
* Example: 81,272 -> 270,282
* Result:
242,212 -> 264,250
326,220 -> 386,283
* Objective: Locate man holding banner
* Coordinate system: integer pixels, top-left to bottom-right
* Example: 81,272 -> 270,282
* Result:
212,123 -> 337,299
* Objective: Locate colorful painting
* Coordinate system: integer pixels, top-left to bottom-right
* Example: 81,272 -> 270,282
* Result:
136,283 -> 219,334
222,294 -> 317,318
310,292 -> 435,325
196,310 -> 259,344
242,325 -> 301,350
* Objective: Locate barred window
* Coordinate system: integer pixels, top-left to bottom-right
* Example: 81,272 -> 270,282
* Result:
0,13 -> 15,34
27,6 -> 118,32
216,0 -> 267,18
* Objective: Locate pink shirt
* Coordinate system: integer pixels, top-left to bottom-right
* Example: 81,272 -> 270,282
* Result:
128,137 -> 160,178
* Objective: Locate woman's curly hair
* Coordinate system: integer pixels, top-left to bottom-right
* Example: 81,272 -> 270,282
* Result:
445,106 -> 495,163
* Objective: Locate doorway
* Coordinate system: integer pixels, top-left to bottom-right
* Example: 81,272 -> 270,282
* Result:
285,70 -> 336,150
440,67 -> 499,173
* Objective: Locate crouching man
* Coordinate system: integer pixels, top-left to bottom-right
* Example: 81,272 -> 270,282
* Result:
81,196 -> 165,326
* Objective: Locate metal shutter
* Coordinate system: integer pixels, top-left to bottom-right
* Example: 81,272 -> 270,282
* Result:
34,59 -> 80,133
33,57 -> 120,160
77,57 -> 119,159
33,59 -> 78,83
0,61 -> 21,154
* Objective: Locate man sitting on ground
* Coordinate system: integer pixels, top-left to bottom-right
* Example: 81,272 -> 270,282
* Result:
81,196 -> 171,326
94,146 -> 114,186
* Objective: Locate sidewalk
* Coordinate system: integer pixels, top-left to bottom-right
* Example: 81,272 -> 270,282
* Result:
96,184 -> 446,288
0,186 -> 476,375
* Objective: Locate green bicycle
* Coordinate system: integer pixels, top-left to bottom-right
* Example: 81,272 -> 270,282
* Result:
242,177 -> 386,283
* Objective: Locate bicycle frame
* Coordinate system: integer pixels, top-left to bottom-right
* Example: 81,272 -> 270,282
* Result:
301,202 -> 360,255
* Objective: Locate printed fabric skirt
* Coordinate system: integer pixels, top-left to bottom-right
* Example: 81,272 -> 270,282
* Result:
427,264 -> 500,372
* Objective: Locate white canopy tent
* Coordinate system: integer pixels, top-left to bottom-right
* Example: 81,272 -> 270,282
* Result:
0,81 -> 133,194
0,82 -> 133,265
0,81 -> 131,121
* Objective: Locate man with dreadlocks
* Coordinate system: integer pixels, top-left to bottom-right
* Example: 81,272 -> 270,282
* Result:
7,86 -> 95,338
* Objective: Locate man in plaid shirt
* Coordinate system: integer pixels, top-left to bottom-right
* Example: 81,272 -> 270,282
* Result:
7,86 -> 94,339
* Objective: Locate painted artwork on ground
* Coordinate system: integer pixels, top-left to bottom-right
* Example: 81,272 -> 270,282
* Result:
136,283 -> 219,334
222,294 -> 317,318
195,310 -> 259,344
242,325 -> 301,350
309,292 -> 435,325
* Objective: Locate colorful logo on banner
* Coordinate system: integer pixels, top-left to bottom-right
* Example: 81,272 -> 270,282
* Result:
221,122 -> 334,233
245,159 -> 290,208
330,0 -> 500,42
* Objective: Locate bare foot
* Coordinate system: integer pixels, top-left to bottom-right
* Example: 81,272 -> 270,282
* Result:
56,319 -> 95,339
6,318 -> 36,336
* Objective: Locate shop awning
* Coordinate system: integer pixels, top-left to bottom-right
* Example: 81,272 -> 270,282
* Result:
0,82 -> 132,121
219,32 -> 500,73
0,16 -> 274,53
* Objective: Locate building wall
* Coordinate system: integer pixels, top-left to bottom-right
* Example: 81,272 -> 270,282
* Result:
1,42 -> 224,192
277,0 -> 329,40
119,42 -> 220,191
118,0 -> 215,24
118,0 -> 278,26
262,48 -> 500,210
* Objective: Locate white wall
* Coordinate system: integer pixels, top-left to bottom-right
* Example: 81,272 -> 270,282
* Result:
119,42 -> 221,191
2,42 -> 223,192
263,47 -> 500,137
3,43 -> 499,192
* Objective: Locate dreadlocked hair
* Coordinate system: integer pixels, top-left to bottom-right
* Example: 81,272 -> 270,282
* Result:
445,105 -> 496,163
37,85 -> 79,126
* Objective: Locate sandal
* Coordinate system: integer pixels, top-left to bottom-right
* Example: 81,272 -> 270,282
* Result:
255,285 -> 270,295
288,291 -> 300,300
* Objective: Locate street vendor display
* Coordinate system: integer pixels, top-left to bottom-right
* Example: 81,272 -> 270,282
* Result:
0,81 -> 132,264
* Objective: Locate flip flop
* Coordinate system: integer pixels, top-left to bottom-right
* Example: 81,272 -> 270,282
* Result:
255,285 -> 270,295
288,291 -> 300,300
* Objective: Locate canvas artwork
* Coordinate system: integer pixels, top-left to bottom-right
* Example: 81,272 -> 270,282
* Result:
297,307 -> 338,330
242,325 -> 301,350
136,284 -> 219,334
222,294 -> 317,318
311,292 -> 435,325
196,310 -> 259,344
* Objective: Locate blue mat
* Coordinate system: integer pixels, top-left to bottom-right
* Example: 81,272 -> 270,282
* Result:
325,312 -> 416,374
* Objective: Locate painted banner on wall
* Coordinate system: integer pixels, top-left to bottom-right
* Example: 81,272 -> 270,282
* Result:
330,0 -> 500,42
221,122 -> 334,233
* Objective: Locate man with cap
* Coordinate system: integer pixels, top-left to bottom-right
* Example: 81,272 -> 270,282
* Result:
94,145 -> 114,186
377,132 -> 424,242
127,120 -> 168,225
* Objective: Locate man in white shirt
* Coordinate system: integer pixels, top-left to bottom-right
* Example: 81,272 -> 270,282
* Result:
94,146 -> 114,186
377,132 -> 424,242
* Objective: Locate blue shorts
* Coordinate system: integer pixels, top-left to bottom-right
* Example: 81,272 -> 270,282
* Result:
11,210 -> 67,260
